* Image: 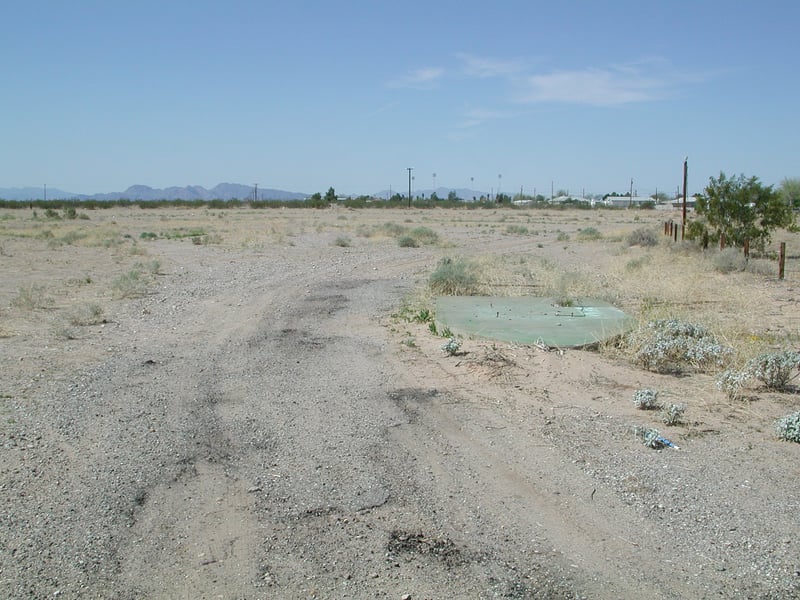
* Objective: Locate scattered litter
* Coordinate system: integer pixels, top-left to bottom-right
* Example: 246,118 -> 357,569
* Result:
633,426 -> 680,450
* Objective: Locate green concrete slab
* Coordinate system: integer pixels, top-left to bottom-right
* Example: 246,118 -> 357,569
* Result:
435,296 -> 633,348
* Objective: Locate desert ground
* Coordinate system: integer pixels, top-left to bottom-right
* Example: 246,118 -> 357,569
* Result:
1,204 -> 799,599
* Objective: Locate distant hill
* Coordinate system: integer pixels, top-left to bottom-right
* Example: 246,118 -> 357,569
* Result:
0,183 -> 308,202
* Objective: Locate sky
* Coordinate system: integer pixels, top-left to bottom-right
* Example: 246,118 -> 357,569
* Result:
3,0 -> 800,198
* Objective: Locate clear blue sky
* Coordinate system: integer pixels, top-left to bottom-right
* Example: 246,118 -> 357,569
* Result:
3,1 -> 799,197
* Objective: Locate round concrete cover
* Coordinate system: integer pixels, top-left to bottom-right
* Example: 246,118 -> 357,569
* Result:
435,296 -> 633,348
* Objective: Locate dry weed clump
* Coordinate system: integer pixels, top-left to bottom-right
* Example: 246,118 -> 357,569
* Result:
67,303 -> 105,326
12,284 -> 54,310
625,227 -> 659,247
111,270 -> 149,299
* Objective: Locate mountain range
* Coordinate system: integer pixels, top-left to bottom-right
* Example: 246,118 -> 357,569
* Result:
0,183 -> 308,202
1,183 -> 490,202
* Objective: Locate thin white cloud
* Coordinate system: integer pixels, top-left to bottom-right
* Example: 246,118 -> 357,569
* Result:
457,53 -> 524,78
457,107 -> 518,129
389,67 -> 444,89
515,65 -> 669,106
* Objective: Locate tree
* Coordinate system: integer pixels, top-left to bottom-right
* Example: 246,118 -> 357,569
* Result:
324,187 -> 337,203
694,172 -> 795,251
779,177 -> 800,208
307,192 -> 326,208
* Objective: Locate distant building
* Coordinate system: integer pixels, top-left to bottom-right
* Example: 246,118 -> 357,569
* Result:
594,195 -> 655,208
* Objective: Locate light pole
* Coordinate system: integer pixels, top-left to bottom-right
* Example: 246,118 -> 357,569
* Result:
433,172 -> 436,195
682,157 -> 688,240
498,174 -> 502,200
407,167 -> 413,208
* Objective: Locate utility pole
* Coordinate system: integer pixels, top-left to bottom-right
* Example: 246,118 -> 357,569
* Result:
44,183 -> 47,202
629,178 -> 633,208
682,157 -> 688,240
253,183 -> 258,202
407,167 -> 413,208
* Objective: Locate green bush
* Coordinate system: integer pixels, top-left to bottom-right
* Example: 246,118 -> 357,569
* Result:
398,236 -> 419,248
333,236 -> 351,247
576,227 -> 602,241
429,257 -> 480,296
409,226 -> 439,245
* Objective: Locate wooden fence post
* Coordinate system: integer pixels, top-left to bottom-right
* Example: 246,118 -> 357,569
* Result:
779,242 -> 786,280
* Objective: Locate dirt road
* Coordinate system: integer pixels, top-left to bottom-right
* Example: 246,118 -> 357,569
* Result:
2,209 -> 799,599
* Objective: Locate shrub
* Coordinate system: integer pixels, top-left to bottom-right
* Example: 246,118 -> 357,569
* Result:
398,236 -> 419,248
140,232 -> 158,240
67,303 -> 105,326
506,224 -> 529,235
712,248 -> 747,273
429,257 -> 480,296
626,227 -> 659,247
745,350 -> 800,391
576,227 -> 602,241
625,255 -> 652,272
134,259 -> 161,275
556,232 -> 570,242
626,319 -> 732,373
111,270 -> 148,298
333,236 -> 351,247
12,284 -> 54,310
716,368 -> 751,401
776,411 -> 800,443
410,226 -> 439,245
382,222 -> 407,237
660,402 -> 686,425
441,337 -> 461,355
632,388 -> 659,410
718,350 -> 800,399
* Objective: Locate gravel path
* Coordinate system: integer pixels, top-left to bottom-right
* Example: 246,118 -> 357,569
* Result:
2,223 -> 799,599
